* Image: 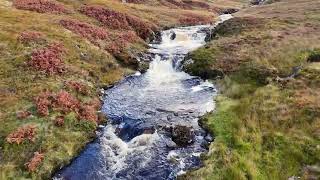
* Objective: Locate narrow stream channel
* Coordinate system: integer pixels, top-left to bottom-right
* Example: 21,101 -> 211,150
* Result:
55,14 -> 232,180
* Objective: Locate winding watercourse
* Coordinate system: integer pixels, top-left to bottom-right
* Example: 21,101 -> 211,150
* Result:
55,14 -> 233,180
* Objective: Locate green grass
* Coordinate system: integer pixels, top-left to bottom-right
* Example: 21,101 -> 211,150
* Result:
181,0 -> 320,179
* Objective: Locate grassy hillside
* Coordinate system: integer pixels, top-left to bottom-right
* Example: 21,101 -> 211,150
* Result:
182,0 -> 320,179
0,0 -> 240,179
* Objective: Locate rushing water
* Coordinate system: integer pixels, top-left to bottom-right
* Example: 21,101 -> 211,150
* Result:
55,14 -> 232,180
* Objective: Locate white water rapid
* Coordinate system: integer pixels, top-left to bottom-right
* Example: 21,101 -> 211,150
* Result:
55,14 -> 232,180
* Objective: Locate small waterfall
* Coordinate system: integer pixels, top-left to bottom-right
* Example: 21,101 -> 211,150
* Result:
55,15 -> 232,180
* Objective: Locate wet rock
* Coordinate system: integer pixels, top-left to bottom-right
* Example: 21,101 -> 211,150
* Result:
220,8 -> 239,14
171,125 -> 194,147
150,31 -> 162,44
204,134 -> 213,142
165,139 -> 177,149
170,31 -> 176,40
143,127 -> 155,134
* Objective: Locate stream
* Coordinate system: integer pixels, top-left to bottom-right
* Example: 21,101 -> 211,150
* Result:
55,14 -> 232,180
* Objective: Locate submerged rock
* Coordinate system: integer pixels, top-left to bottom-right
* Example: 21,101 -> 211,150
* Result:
171,125 -> 194,147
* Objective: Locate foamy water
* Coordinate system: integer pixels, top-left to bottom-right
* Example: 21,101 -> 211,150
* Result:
55,15 -> 232,180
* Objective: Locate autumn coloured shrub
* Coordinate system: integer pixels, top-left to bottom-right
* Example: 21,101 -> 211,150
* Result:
25,152 -> 44,172
13,0 -> 69,14
16,110 -> 32,119
34,90 -> 79,116
18,31 -> 44,44
166,0 -> 191,9
79,105 -> 98,123
59,18 -> 140,58
79,5 -> 156,40
6,125 -> 37,144
125,0 -> 146,3
80,6 -> 130,30
78,98 -> 101,123
65,81 -> 89,95
54,116 -> 64,126
53,90 -> 80,113
179,14 -> 212,25
28,42 -> 65,74
125,15 -> 155,40
181,0 -> 210,9
34,91 -> 53,116
60,19 -> 109,46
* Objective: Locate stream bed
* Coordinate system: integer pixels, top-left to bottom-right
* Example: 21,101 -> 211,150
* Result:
55,14 -> 232,180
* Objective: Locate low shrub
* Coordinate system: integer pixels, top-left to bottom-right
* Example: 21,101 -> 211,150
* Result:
79,6 -> 130,30
25,152 -> 44,172
60,19 -> 109,46
79,105 -> 98,123
28,42 -> 65,75
13,0 -> 69,14
65,81 -> 89,95
54,90 -> 80,113
34,90 -> 79,116
17,31 -> 44,44
60,19 -> 139,57
79,5 -> 156,40
179,13 -> 212,25
6,125 -> 37,144
182,0 -> 210,9
78,98 -> 101,123
54,116 -> 64,126
34,91 -> 53,116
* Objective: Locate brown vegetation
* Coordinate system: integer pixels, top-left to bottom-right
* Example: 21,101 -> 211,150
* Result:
25,152 -> 44,172
13,0 -> 69,14
28,42 -> 65,74
6,125 -> 37,144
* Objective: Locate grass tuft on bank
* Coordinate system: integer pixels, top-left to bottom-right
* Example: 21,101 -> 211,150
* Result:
182,0 -> 320,179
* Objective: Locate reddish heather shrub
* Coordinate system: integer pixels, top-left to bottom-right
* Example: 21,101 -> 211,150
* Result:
16,110 -> 32,119
179,14 -> 212,25
6,125 -> 37,144
18,31 -> 44,44
25,152 -> 44,172
86,98 -> 101,109
181,0 -> 210,9
54,116 -> 64,126
60,19 -> 109,46
166,0 -> 191,9
80,6 -> 130,30
34,91 -> 53,116
65,81 -> 89,95
125,0 -> 145,3
28,42 -> 65,74
53,90 -> 80,113
79,105 -> 98,123
13,0 -> 69,14
125,15 -> 155,40
79,5 -> 156,40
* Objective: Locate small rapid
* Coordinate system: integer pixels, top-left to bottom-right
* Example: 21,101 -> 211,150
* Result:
55,14 -> 232,180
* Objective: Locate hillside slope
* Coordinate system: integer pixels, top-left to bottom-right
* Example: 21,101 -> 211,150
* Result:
182,0 -> 320,179
0,0 -> 250,179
